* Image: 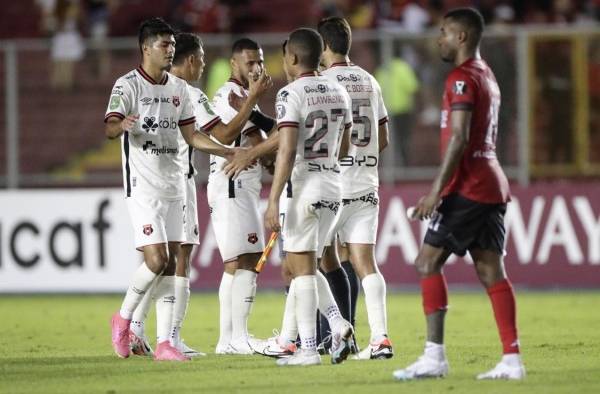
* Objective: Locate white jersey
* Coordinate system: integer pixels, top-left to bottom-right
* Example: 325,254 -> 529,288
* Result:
104,67 -> 196,199
210,78 -> 265,195
275,72 -> 352,200
178,85 -> 221,178
321,62 -> 388,198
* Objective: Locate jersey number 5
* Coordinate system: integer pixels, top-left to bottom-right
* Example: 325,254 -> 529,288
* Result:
351,99 -> 372,147
304,108 -> 347,159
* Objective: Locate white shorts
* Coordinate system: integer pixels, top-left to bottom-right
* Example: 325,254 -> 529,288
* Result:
282,196 -> 340,258
208,186 -> 265,263
183,177 -> 200,245
126,195 -> 185,249
330,191 -> 379,246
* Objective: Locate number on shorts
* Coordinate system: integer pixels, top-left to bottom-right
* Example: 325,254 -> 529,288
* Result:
428,213 -> 443,232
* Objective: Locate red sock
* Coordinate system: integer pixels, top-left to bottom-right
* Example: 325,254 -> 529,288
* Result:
487,279 -> 520,354
421,273 -> 448,315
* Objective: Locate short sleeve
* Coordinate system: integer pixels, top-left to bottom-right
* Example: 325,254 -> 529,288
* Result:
373,77 -> 389,125
213,85 -> 257,134
194,89 -> 221,132
275,88 -> 301,130
104,79 -> 132,122
446,71 -> 475,111
178,85 -> 196,127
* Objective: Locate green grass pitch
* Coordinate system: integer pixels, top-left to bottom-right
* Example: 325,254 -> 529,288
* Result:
1,290 -> 599,393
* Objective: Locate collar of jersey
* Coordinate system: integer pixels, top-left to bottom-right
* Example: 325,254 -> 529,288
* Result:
298,70 -> 320,78
228,77 -> 246,88
136,65 -> 169,85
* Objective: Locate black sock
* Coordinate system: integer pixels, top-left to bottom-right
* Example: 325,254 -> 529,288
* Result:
326,267 -> 351,322
341,261 -> 359,328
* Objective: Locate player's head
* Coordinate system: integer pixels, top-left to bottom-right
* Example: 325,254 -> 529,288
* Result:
172,33 -> 205,82
230,38 -> 264,87
317,17 -> 352,56
138,17 -> 176,70
438,7 -> 484,63
284,28 -> 323,77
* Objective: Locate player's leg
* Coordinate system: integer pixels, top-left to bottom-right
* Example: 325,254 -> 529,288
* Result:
348,243 -> 393,360
338,241 -> 360,352
216,260 -> 236,353
393,244 -> 451,380
130,263 -> 156,356
228,252 -> 261,353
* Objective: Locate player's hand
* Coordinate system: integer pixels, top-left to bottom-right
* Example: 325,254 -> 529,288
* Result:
121,115 -> 139,132
228,89 -> 247,111
223,147 -> 257,178
265,201 -> 281,232
414,192 -> 441,220
248,69 -> 272,97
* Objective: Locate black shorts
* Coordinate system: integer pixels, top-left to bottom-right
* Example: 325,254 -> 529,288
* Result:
423,193 -> 507,256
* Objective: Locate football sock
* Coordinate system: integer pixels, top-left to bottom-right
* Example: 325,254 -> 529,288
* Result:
171,276 -> 190,344
231,269 -> 257,340
280,280 -> 298,344
362,272 -> 388,340
425,340 -> 446,361
217,272 -> 234,346
487,279 -> 520,354
325,267 -> 351,321
120,262 -> 158,320
130,274 -> 156,336
341,261 -> 359,327
294,275 -> 318,351
421,273 -> 448,315
154,275 -> 176,344
315,271 -> 344,331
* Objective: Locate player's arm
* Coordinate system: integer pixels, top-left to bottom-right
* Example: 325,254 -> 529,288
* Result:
105,115 -> 139,139
180,123 -> 232,158
378,120 -> 389,153
229,90 -> 277,135
223,130 -> 280,178
415,109 -> 472,219
210,72 -> 272,145
339,123 -> 352,158
264,126 -> 297,232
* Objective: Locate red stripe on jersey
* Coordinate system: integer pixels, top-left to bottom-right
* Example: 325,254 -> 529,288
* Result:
136,66 -> 168,85
201,116 -> 221,132
277,121 -> 299,130
178,116 -> 196,126
298,71 -> 320,78
104,112 -> 125,122
242,126 -> 260,135
378,116 -> 389,125
329,62 -> 355,68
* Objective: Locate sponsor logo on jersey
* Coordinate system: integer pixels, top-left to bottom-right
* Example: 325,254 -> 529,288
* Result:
453,80 -> 466,95
304,84 -> 331,94
172,96 -> 180,107
336,74 -> 362,82
247,233 -> 258,244
141,116 -> 178,132
140,97 -> 153,105
143,224 -> 153,235
142,117 -> 159,132
276,104 -> 286,119
142,140 -> 179,156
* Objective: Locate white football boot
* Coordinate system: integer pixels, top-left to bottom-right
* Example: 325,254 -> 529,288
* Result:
175,340 -> 206,357
393,342 -> 449,381
276,348 -> 321,366
477,354 -> 526,380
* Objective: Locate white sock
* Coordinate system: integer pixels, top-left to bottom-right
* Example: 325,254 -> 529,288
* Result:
171,276 -> 190,344
425,341 -> 446,361
231,269 -> 257,340
217,272 -> 234,346
130,275 -> 157,336
120,263 -> 158,320
154,275 -> 176,344
362,272 -> 388,340
294,275 -> 318,351
502,353 -> 522,366
279,280 -> 298,344
315,270 -> 344,332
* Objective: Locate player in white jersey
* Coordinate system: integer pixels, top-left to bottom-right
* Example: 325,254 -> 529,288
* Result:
263,28 -> 356,366
317,17 -> 394,360
125,32 -> 272,358
106,18 -> 263,361
209,38 -> 271,355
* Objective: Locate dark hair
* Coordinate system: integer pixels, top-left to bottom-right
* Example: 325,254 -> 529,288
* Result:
232,38 -> 260,54
287,28 -> 323,69
317,17 -> 352,55
173,33 -> 202,65
444,8 -> 485,45
138,17 -> 175,53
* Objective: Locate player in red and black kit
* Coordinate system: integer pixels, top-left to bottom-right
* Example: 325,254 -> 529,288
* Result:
393,8 -> 525,381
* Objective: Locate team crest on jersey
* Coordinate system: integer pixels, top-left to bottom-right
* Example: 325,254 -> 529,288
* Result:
143,224 -> 153,236
247,233 -> 258,244
276,104 -> 286,119
453,81 -> 467,95
172,96 -> 180,107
